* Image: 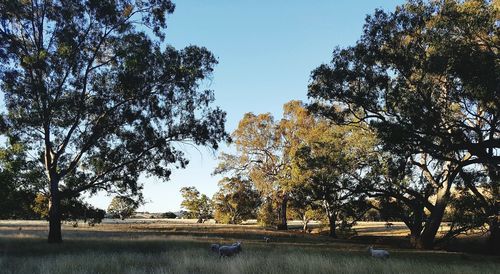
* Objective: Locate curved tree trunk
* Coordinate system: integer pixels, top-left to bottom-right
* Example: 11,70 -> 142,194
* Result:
418,178 -> 454,249
416,162 -> 457,249
48,178 -> 62,243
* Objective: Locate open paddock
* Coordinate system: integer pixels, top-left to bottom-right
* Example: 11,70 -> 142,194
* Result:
0,220 -> 498,274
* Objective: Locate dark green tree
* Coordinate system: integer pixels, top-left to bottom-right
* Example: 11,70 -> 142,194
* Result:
308,0 -> 498,249
160,212 -> 177,219
32,193 -> 105,225
107,196 -> 140,220
0,140 -> 44,219
0,0 -> 228,242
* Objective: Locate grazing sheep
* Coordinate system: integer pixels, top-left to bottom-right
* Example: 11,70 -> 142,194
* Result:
264,236 -> 270,243
210,243 -> 220,252
368,246 -> 390,259
219,242 -> 242,257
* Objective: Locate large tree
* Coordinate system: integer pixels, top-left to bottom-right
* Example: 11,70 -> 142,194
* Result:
216,101 -> 316,229
293,123 -> 375,238
366,153 -> 444,248
0,0 -> 228,243
308,0 -> 498,249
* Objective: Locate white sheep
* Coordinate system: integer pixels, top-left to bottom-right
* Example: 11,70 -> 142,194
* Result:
219,242 -> 242,257
210,243 -> 220,252
367,246 -> 390,259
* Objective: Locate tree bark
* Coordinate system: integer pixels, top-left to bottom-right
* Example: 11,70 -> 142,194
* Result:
407,214 -> 424,248
48,178 -> 62,243
418,178 -> 453,249
277,195 -> 288,230
486,165 -> 499,254
302,215 -> 309,233
328,214 -> 337,238
416,162 -> 457,249
487,216 -> 499,255
408,225 -> 423,248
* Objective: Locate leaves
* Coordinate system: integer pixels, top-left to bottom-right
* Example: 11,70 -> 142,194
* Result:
0,0 -> 229,202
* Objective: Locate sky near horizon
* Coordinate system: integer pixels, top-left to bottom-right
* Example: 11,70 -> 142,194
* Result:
83,0 -> 406,212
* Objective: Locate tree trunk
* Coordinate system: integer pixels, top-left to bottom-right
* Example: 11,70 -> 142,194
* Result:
48,179 -> 62,243
277,195 -> 288,230
487,217 -> 499,255
486,165 -> 499,254
418,180 -> 452,249
328,214 -> 337,238
408,225 -> 423,248
406,206 -> 424,248
302,215 -> 309,233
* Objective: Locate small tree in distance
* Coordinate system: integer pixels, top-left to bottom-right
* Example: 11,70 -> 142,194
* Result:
161,212 -> 178,219
213,177 -> 260,224
107,196 -> 140,220
180,187 -> 213,223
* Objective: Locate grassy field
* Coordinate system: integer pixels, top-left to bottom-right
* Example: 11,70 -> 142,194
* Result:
0,220 -> 499,274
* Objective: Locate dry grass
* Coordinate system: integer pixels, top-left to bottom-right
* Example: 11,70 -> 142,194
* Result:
0,220 -> 498,274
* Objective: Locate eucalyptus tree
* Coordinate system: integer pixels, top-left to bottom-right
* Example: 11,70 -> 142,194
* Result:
180,186 -> 213,223
366,154 -> 441,247
293,123 -> 375,238
308,0 -> 498,249
107,196 -> 140,220
0,0 -> 228,242
0,140 -> 43,219
212,176 -> 260,224
216,101 -> 316,229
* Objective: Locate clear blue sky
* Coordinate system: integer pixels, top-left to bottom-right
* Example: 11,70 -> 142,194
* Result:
85,0 -> 405,212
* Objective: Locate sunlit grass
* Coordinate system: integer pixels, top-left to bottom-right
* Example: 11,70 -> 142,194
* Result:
0,221 -> 498,274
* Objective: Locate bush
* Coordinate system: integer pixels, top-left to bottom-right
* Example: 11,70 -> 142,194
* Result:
161,212 -> 177,219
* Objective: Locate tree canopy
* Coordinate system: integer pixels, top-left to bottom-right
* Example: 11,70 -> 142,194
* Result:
308,0 -> 499,250
0,0 -> 228,242
180,186 -> 213,223
212,176 -> 260,224
107,196 -> 140,220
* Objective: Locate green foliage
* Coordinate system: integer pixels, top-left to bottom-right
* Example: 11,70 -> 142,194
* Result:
32,193 -> 105,224
308,0 -> 499,248
0,0 -> 228,241
0,141 -> 44,219
160,212 -> 177,219
292,123 -> 375,237
213,177 -> 260,224
107,196 -> 140,220
257,198 -> 279,227
180,187 -> 213,222
216,101 -> 320,228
